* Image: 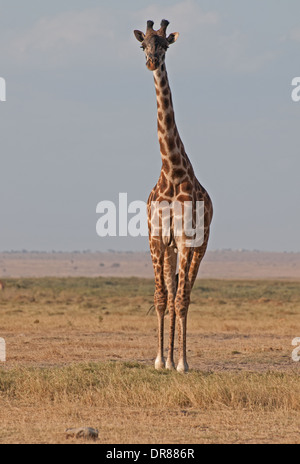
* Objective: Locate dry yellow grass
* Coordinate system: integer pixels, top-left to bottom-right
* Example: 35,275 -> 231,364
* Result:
0,277 -> 299,443
0,363 -> 300,444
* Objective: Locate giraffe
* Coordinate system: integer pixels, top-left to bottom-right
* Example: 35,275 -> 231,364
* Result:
134,20 -> 213,372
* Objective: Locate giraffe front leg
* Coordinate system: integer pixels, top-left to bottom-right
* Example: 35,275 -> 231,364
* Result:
155,307 -> 166,369
175,250 -> 193,373
163,247 -> 177,370
166,301 -> 176,370
176,312 -> 189,373
152,250 -> 167,370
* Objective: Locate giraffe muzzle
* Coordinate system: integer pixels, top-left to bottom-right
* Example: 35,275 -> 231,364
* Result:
146,57 -> 159,71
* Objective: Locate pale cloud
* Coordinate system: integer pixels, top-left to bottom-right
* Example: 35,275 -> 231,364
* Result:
12,8 -> 113,52
279,27 -> 300,43
289,27 -> 300,41
134,0 -> 277,74
134,0 -> 219,33
3,1 -> 219,70
213,31 -> 278,74
1,1 -> 278,74
3,7 -> 118,68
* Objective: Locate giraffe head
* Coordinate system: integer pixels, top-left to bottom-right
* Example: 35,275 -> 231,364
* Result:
134,20 -> 179,71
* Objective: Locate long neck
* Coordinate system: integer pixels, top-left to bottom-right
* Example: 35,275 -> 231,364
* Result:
153,63 -> 193,181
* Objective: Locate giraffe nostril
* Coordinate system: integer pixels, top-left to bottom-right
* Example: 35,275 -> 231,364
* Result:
146,56 -> 159,71
146,58 -> 159,71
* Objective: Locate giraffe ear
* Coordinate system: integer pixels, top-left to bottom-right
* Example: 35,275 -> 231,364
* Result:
167,32 -> 179,45
134,30 -> 145,43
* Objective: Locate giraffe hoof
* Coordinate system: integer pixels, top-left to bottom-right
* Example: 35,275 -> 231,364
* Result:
155,357 -> 166,370
176,360 -> 189,373
166,360 -> 176,370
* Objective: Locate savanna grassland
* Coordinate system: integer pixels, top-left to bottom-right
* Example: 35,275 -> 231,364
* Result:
0,277 -> 299,444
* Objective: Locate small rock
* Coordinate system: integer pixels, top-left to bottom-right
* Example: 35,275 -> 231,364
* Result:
65,427 -> 99,440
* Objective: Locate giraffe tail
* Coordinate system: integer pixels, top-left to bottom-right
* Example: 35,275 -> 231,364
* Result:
146,304 -> 155,315
175,273 -> 179,293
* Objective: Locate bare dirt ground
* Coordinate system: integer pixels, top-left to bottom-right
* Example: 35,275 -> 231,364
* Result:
1,250 -> 300,280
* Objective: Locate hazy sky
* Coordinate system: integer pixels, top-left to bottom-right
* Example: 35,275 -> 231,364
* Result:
0,0 -> 300,252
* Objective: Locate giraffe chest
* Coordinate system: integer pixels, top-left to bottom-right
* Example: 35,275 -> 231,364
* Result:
155,174 -> 199,203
